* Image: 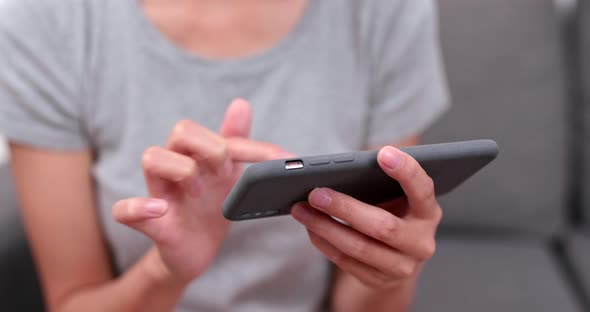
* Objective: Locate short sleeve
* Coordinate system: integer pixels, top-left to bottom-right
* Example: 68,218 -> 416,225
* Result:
0,1 -> 88,150
365,0 -> 450,147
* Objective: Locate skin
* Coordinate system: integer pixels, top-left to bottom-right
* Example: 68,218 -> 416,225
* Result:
295,139 -> 441,312
12,100 -> 292,311
10,1 -> 441,311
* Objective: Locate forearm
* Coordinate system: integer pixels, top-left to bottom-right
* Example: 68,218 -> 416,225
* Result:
56,248 -> 187,312
331,268 -> 417,312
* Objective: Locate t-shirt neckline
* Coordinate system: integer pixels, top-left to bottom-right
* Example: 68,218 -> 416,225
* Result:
127,0 -> 317,73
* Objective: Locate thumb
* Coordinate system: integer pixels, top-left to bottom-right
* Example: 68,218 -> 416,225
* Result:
112,198 -> 170,243
219,98 -> 252,138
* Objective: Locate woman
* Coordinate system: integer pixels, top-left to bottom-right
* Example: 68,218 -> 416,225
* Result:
0,0 -> 449,311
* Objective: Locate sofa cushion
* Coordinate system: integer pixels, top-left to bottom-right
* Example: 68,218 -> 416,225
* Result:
566,231 -> 590,303
424,0 -> 568,236
412,238 -> 582,312
580,0 -> 590,223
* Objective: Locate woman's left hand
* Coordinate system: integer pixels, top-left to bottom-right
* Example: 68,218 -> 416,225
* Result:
291,145 -> 442,290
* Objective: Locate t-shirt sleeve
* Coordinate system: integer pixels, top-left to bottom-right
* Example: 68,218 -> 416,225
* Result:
0,1 -> 88,150
365,0 -> 450,147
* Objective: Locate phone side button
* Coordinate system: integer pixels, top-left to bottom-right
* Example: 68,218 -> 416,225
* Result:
310,158 -> 331,165
264,209 -> 279,216
239,213 -> 253,219
334,154 -> 355,163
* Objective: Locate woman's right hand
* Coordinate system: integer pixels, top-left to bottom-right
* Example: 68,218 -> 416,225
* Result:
111,99 -> 291,285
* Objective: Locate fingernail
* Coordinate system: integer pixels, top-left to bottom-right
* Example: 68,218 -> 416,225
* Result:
145,199 -> 167,217
381,147 -> 401,170
291,204 -> 313,222
309,188 -> 332,208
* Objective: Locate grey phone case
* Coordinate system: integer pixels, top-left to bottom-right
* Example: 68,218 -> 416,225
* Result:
222,139 -> 499,221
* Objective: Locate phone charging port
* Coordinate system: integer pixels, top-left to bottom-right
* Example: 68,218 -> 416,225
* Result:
285,160 -> 304,170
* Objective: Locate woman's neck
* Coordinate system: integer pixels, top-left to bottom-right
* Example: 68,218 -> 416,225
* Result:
140,0 -> 308,59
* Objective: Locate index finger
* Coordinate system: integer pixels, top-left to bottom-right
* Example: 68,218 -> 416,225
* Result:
377,146 -> 439,220
166,120 -> 229,175
226,137 -> 294,163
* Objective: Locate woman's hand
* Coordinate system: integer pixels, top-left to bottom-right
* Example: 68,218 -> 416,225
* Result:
291,146 -> 441,290
112,99 -> 291,284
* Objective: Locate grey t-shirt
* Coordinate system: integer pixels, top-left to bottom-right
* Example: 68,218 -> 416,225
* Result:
0,0 -> 449,311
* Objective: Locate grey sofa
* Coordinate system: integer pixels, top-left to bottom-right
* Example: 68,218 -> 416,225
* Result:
415,0 -> 587,311
566,0 -> 590,308
0,165 -> 44,311
1,0 -> 589,311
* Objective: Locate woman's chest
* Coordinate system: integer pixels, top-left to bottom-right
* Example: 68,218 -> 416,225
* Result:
87,62 -> 372,172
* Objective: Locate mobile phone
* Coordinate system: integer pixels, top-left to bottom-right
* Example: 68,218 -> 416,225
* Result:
222,140 -> 499,221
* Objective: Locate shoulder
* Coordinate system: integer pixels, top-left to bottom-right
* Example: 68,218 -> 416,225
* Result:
352,0 -> 437,36
324,0 -> 438,55
329,0 -> 435,22
356,0 -> 435,18
0,0 -> 75,24
0,0 -> 127,69
0,0 -> 117,36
